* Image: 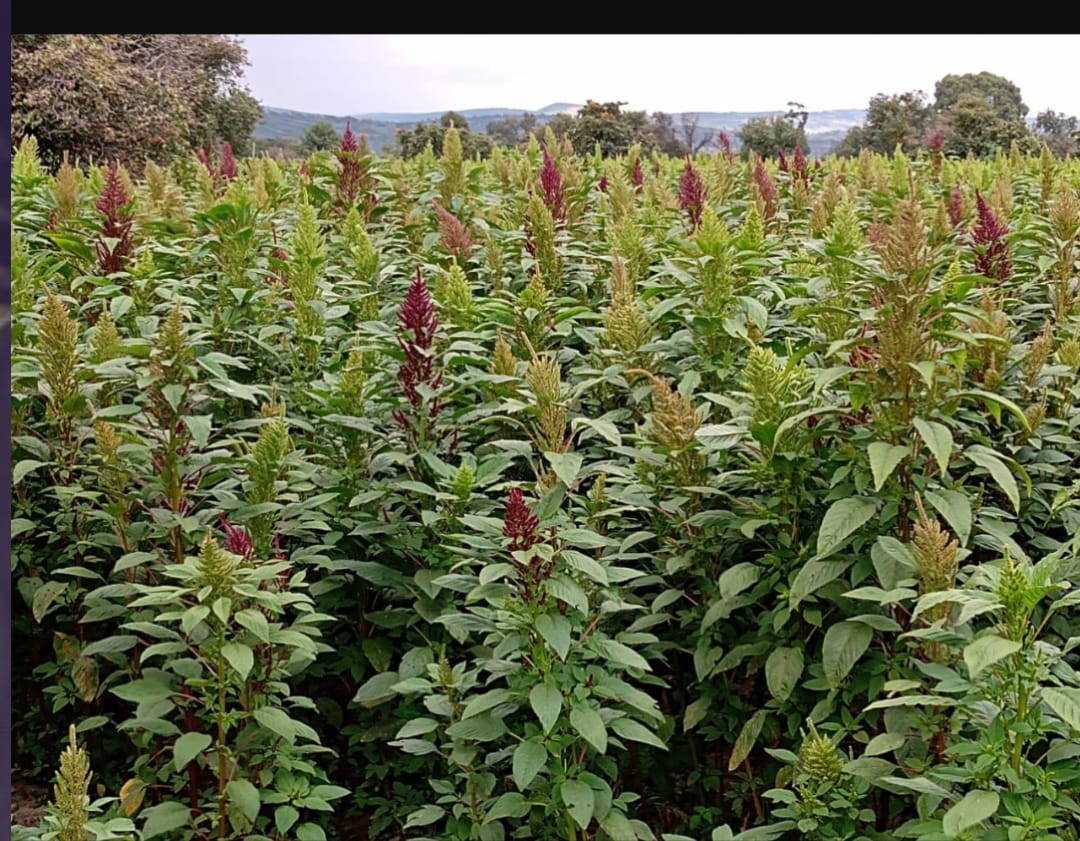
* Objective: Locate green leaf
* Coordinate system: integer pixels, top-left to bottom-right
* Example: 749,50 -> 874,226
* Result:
867,442 -> 909,492
221,643 -> 254,680
235,608 -> 271,643
1042,687 -> 1080,731
404,805 -> 445,829
227,779 -> 260,824
561,779 -> 596,830
591,638 -> 650,671
683,697 -> 711,732
32,580 -> 67,623
275,805 -> 300,834
913,419 -> 953,476
954,389 -> 1030,432
815,497 -> 878,560
462,689 -> 517,719
963,634 -> 1021,679
536,613 -> 572,661
942,790 -> 999,837
14,459 -> 47,485
789,560 -> 852,609
513,739 -> 548,790
823,621 -> 873,690
965,446 -> 1021,513
111,678 -> 173,705
546,451 -> 584,487
530,683 -> 562,734
728,709 -> 767,771
579,417 -> 621,446
173,732 -> 211,770
924,489 -> 972,546
446,715 -> 509,742
485,792 -> 528,823
295,824 -> 326,841
871,536 -> 917,590
352,670 -> 399,707
765,647 -> 803,702
864,733 -> 906,757
718,562 -> 759,598
252,707 -> 312,745
609,717 -> 666,749
141,802 -> 192,839
570,705 -> 607,753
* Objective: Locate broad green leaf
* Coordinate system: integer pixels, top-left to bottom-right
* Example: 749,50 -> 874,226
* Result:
765,647 -> 803,702
446,715 -> 508,742
965,446 -> 1021,513
536,613 -> 572,661
592,638 -> 650,671
1041,687 -> 1080,731
954,389 -> 1030,432
864,732 -> 906,756
570,705 -> 607,753
561,779 -> 596,830
462,689 -> 517,719
32,581 -> 68,623
815,497 -> 878,560
404,805 -> 445,829
718,562 -> 759,599
963,634 -> 1021,679
396,718 -> 439,739
295,824 -> 326,841
275,805 -> 300,834
683,697 -> 711,732
352,670 -> 399,707
609,717 -> 666,749
942,790 -> 999,837
221,643 -> 253,680
823,621 -> 873,689
141,802 -> 192,840
728,709 -> 767,771
924,489 -> 972,547
871,536 -> 917,590
530,683 -> 562,734
252,707 -> 318,744
173,732 -> 211,770
914,419 -> 953,476
111,678 -> 173,705
14,459 -> 47,485
867,442 -> 909,492
513,740 -> 547,789
789,560 -> 852,609
546,451 -> 584,487
226,779 -> 260,824
485,792 -> 528,823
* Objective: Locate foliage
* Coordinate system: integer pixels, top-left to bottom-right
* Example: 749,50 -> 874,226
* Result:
736,114 -> 809,160
302,121 -> 341,153
395,113 -> 494,159
11,34 -> 262,167
12,118 -> 1080,841
567,101 -> 656,157
833,91 -> 934,157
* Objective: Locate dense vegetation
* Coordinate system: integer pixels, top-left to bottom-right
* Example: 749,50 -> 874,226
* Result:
10,122 -> 1080,841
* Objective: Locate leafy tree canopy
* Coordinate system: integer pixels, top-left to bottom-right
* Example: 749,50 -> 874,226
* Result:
737,114 -> 808,160
395,112 -> 493,159
11,34 -> 262,167
566,101 -> 656,158
301,121 -> 341,153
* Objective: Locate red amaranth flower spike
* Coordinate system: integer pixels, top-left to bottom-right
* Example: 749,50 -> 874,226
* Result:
717,131 -> 734,162
972,190 -> 1011,282
432,199 -> 473,259
777,149 -> 789,173
218,142 -> 237,180
678,159 -> 708,233
393,268 -> 447,447
503,487 -> 540,553
752,157 -> 779,220
219,514 -> 255,562
948,184 -> 965,228
793,143 -> 809,182
336,121 -> 363,211
95,161 -> 134,275
539,144 -> 566,223
598,174 -> 609,192
631,157 -> 644,189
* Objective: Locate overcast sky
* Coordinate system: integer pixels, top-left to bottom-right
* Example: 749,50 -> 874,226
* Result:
238,35 -> 1080,117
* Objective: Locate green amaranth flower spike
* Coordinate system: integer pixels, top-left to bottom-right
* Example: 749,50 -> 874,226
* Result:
797,720 -> 845,786
50,724 -> 91,841
195,530 -> 238,602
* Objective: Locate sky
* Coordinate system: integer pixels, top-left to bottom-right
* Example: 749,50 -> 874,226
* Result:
238,34 -> 1080,118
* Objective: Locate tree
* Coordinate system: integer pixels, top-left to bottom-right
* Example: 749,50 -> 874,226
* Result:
934,71 -> 1028,122
567,101 -> 656,158
651,112 -> 711,157
833,90 -> 934,157
1033,109 -> 1080,158
737,114 -> 808,160
11,34 -> 263,166
395,113 -> 493,159
939,95 -> 1030,159
302,121 -> 341,153
485,113 -> 538,148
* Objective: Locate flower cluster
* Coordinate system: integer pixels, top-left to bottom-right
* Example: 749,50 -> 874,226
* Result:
393,269 -> 448,448
678,160 -> 708,233
335,122 -> 363,211
539,145 -> 566,224
972,189 -> 1012,282
95,161 -> 134,275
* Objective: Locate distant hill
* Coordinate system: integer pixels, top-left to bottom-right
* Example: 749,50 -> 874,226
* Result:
254,104 -> 867,157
